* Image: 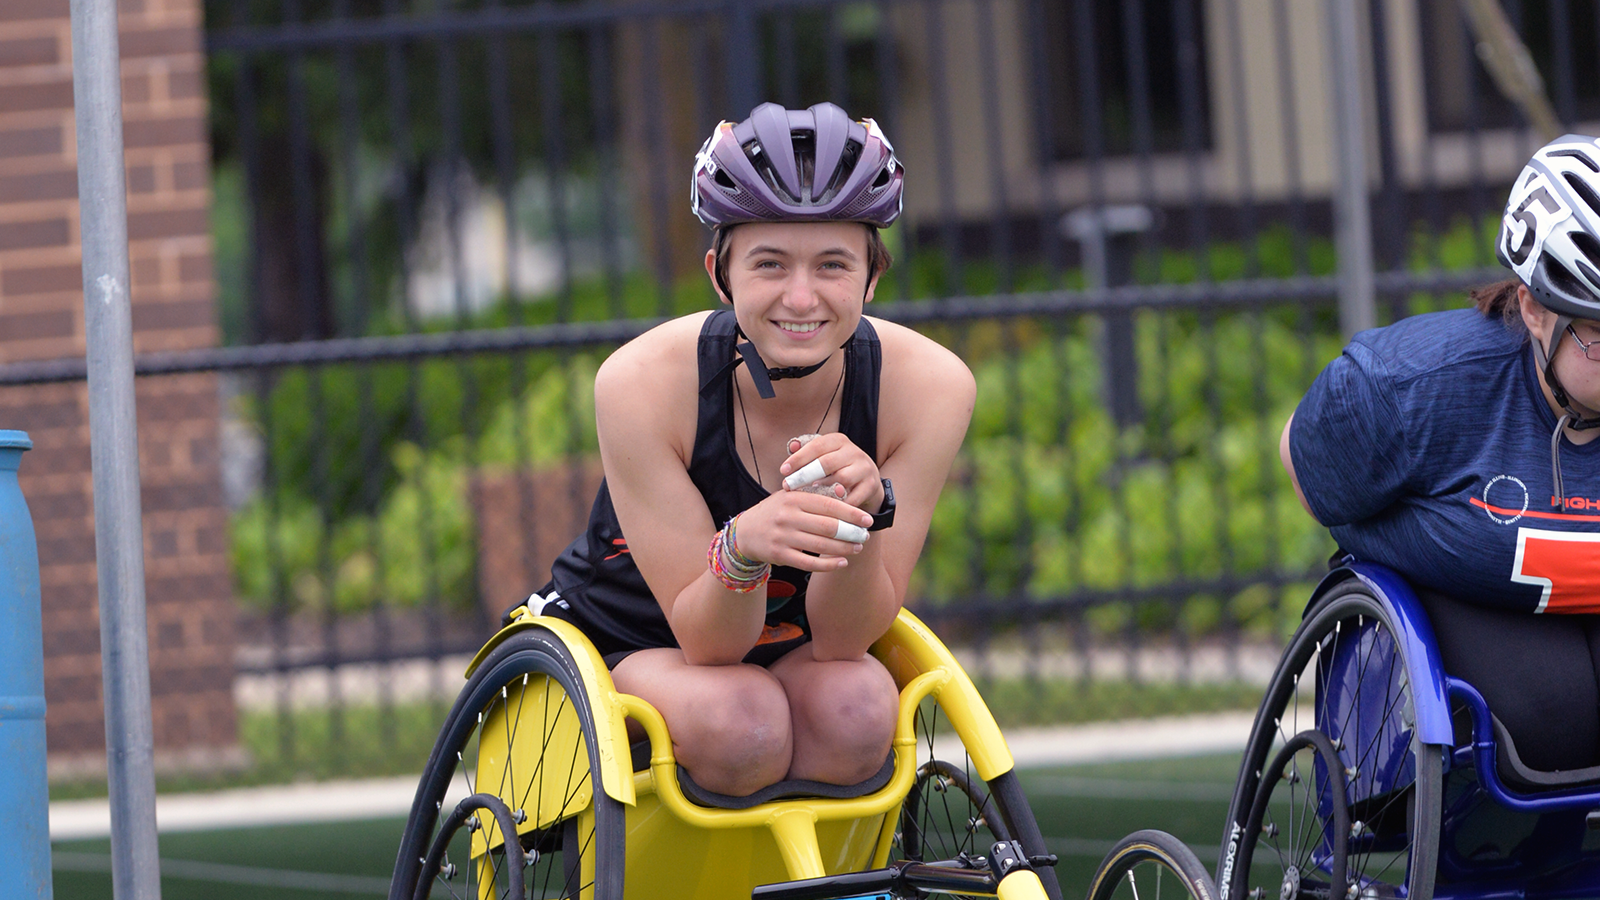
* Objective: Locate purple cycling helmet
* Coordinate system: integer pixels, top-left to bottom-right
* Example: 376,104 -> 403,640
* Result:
692,102 -> 903,228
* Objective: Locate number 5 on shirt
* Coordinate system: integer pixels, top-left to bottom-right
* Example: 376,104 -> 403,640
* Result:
1513,528 -> 1600,613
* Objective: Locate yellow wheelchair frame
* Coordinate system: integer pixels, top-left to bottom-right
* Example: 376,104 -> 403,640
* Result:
388,606 -> 1060,900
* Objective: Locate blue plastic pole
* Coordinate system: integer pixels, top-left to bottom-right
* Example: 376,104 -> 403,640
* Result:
0,430 -> 52,898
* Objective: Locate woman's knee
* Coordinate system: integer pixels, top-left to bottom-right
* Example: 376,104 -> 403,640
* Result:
787,660 -> 898,780
674,672 -> 794,792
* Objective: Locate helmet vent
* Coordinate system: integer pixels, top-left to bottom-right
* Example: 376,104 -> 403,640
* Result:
1562,171 -> 1600,219
1551,148 -> 1600,173
1540,254 -> 1596,302
1571,229 -> 1600,273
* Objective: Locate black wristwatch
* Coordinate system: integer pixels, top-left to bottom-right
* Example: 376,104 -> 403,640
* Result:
868,478 -> 896,531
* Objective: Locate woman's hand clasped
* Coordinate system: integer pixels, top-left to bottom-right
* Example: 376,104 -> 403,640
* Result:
779,433 -> 886,513
734,485 -> 876,572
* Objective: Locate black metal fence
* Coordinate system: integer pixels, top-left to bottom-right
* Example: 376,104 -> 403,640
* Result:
7,0 -> 1582,775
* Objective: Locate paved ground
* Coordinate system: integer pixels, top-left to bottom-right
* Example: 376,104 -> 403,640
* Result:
49,710 -> 1254,840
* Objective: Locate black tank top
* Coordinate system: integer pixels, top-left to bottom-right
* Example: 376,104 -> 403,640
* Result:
542,309 -> 882,656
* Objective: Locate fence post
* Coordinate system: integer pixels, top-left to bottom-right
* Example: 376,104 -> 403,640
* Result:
68,0 -> 163,895
1327,0 -> 1376,337
0,432 -> 51,898
1064,205 -> 1153,429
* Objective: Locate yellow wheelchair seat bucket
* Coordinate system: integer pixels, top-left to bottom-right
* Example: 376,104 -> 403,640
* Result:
465,607 -> 1019,900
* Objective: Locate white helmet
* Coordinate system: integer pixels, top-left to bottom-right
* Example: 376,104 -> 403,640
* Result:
1498,133 -> 1600,320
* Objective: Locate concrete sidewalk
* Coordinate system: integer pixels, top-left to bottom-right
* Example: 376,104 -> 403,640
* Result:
50,711 -> 1253,841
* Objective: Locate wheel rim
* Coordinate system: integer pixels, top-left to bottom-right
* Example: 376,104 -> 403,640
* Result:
394,633 -> 623,900
889,702 -> 1010,899
1223,589 -> 1439,900
1240,731 -> 1349,900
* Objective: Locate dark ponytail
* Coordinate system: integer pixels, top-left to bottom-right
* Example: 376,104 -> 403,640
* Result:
1472,278 -> 1528,337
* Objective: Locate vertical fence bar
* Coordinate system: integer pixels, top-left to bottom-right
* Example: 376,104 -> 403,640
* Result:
69,0 -> 162,894
1327,0 -> 1376,337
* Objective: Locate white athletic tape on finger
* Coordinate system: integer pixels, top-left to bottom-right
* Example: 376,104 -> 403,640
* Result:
834,519 -> 869,543
784,458 -> 829,491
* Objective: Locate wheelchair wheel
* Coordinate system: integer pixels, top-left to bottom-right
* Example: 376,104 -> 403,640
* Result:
1219,581 -> 1442,900
1086,830 -> 1217,900
1233,730 -> 1350,900
414,793 -> 526,899
889,701 -> 1063,900
389,627 -> 625,900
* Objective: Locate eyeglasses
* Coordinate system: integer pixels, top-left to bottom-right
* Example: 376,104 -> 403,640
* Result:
1567,324 -> 1600,362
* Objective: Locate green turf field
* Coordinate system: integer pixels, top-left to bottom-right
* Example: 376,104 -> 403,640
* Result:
49,751 -> 1243,898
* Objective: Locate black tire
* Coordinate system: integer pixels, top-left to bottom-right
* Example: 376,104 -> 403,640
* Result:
1219,581 -> 1442,900
1235,730 -> 1350,900
389,627 -> 625,900
888,700 -> 1063,900
1086,829 -> 1217,900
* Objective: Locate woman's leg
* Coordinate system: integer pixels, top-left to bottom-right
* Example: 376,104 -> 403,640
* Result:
1419,589 -> 1600,771
611,648 -> 794,796
767,643 -> 898,785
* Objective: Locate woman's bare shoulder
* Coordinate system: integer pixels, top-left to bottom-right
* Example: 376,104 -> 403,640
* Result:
596,311 -> 713,393
866,315 -> 975,400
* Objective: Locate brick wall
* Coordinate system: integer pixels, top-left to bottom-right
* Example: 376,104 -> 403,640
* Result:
0,0 -> 238,775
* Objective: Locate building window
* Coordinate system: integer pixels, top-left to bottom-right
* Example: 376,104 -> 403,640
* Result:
1037,0 -> 1213,160
1421,0 -> 1600,132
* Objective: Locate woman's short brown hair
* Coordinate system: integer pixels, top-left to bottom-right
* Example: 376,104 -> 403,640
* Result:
710,223 -> 892,302
1472,278 -> 1528,338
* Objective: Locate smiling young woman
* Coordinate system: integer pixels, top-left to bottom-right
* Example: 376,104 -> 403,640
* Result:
514,103 -> 975,798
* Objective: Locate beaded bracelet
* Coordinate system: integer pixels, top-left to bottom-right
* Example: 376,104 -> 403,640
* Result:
707,514 -> 770,593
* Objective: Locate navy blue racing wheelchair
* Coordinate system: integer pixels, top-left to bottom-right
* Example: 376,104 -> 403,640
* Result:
1218,559 -> 1600,900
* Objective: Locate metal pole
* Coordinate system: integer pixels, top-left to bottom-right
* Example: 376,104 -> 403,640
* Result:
67,0 -> 163,895
1328,0 -> 1376,337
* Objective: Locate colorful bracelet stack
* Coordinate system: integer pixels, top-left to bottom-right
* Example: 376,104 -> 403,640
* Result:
707,514 -> 770,593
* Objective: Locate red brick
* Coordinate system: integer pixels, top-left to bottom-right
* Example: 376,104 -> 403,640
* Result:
36,534 -> 95,565
132,297 -> 211,332
122,115 -> 205,150
0,79 -> 73,114
0,0 -> 68,23
2,263 -> 81,296
172,159 -> 206,190
0,309 -> 72,340
120,26 -> 197,59
177,252 -> 211,283
0,169 -> 77,203
0,217 -> 69,251
121,72 -> 151,105
0,125 -> 61,161
0,36 -> 59,68
167,68 -> 202,101
127,207 -> 206,240
127,164 -> 157,194
25,489 -> 88,520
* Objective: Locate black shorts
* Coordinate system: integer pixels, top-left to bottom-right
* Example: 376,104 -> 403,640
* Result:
1420,588 -> 1600,772
534,587 -> 811,671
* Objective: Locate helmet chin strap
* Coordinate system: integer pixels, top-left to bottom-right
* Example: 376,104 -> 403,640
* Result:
699,324 -> 844,400
1533,315 -> 1600,508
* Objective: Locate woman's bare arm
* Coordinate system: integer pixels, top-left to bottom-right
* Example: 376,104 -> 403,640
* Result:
1280,412 -> 1318,521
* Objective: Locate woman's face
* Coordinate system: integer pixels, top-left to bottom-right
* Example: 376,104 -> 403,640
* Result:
705,221 -> 877,369
1520,286 -> 1600,413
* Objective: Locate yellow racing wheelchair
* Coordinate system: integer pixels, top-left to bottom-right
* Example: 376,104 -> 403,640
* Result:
386,606 -> 1216,900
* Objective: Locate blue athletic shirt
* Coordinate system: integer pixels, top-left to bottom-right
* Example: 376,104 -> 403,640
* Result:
1290,307 -> 1600,613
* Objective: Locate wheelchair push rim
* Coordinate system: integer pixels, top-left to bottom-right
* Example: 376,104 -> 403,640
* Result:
1219,583 -> 1442,900
389,626 -> 626,900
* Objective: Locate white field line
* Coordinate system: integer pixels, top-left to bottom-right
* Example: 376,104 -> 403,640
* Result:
52,712 -> 1251,841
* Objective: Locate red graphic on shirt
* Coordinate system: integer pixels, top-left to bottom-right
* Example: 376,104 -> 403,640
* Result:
602,538 -> 630,561
766,579 -> 796,599
758,622 -> 804,645
1513,528 -> 1600,613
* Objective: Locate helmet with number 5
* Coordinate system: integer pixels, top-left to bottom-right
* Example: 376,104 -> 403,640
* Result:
1498,133 -> 1600,321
